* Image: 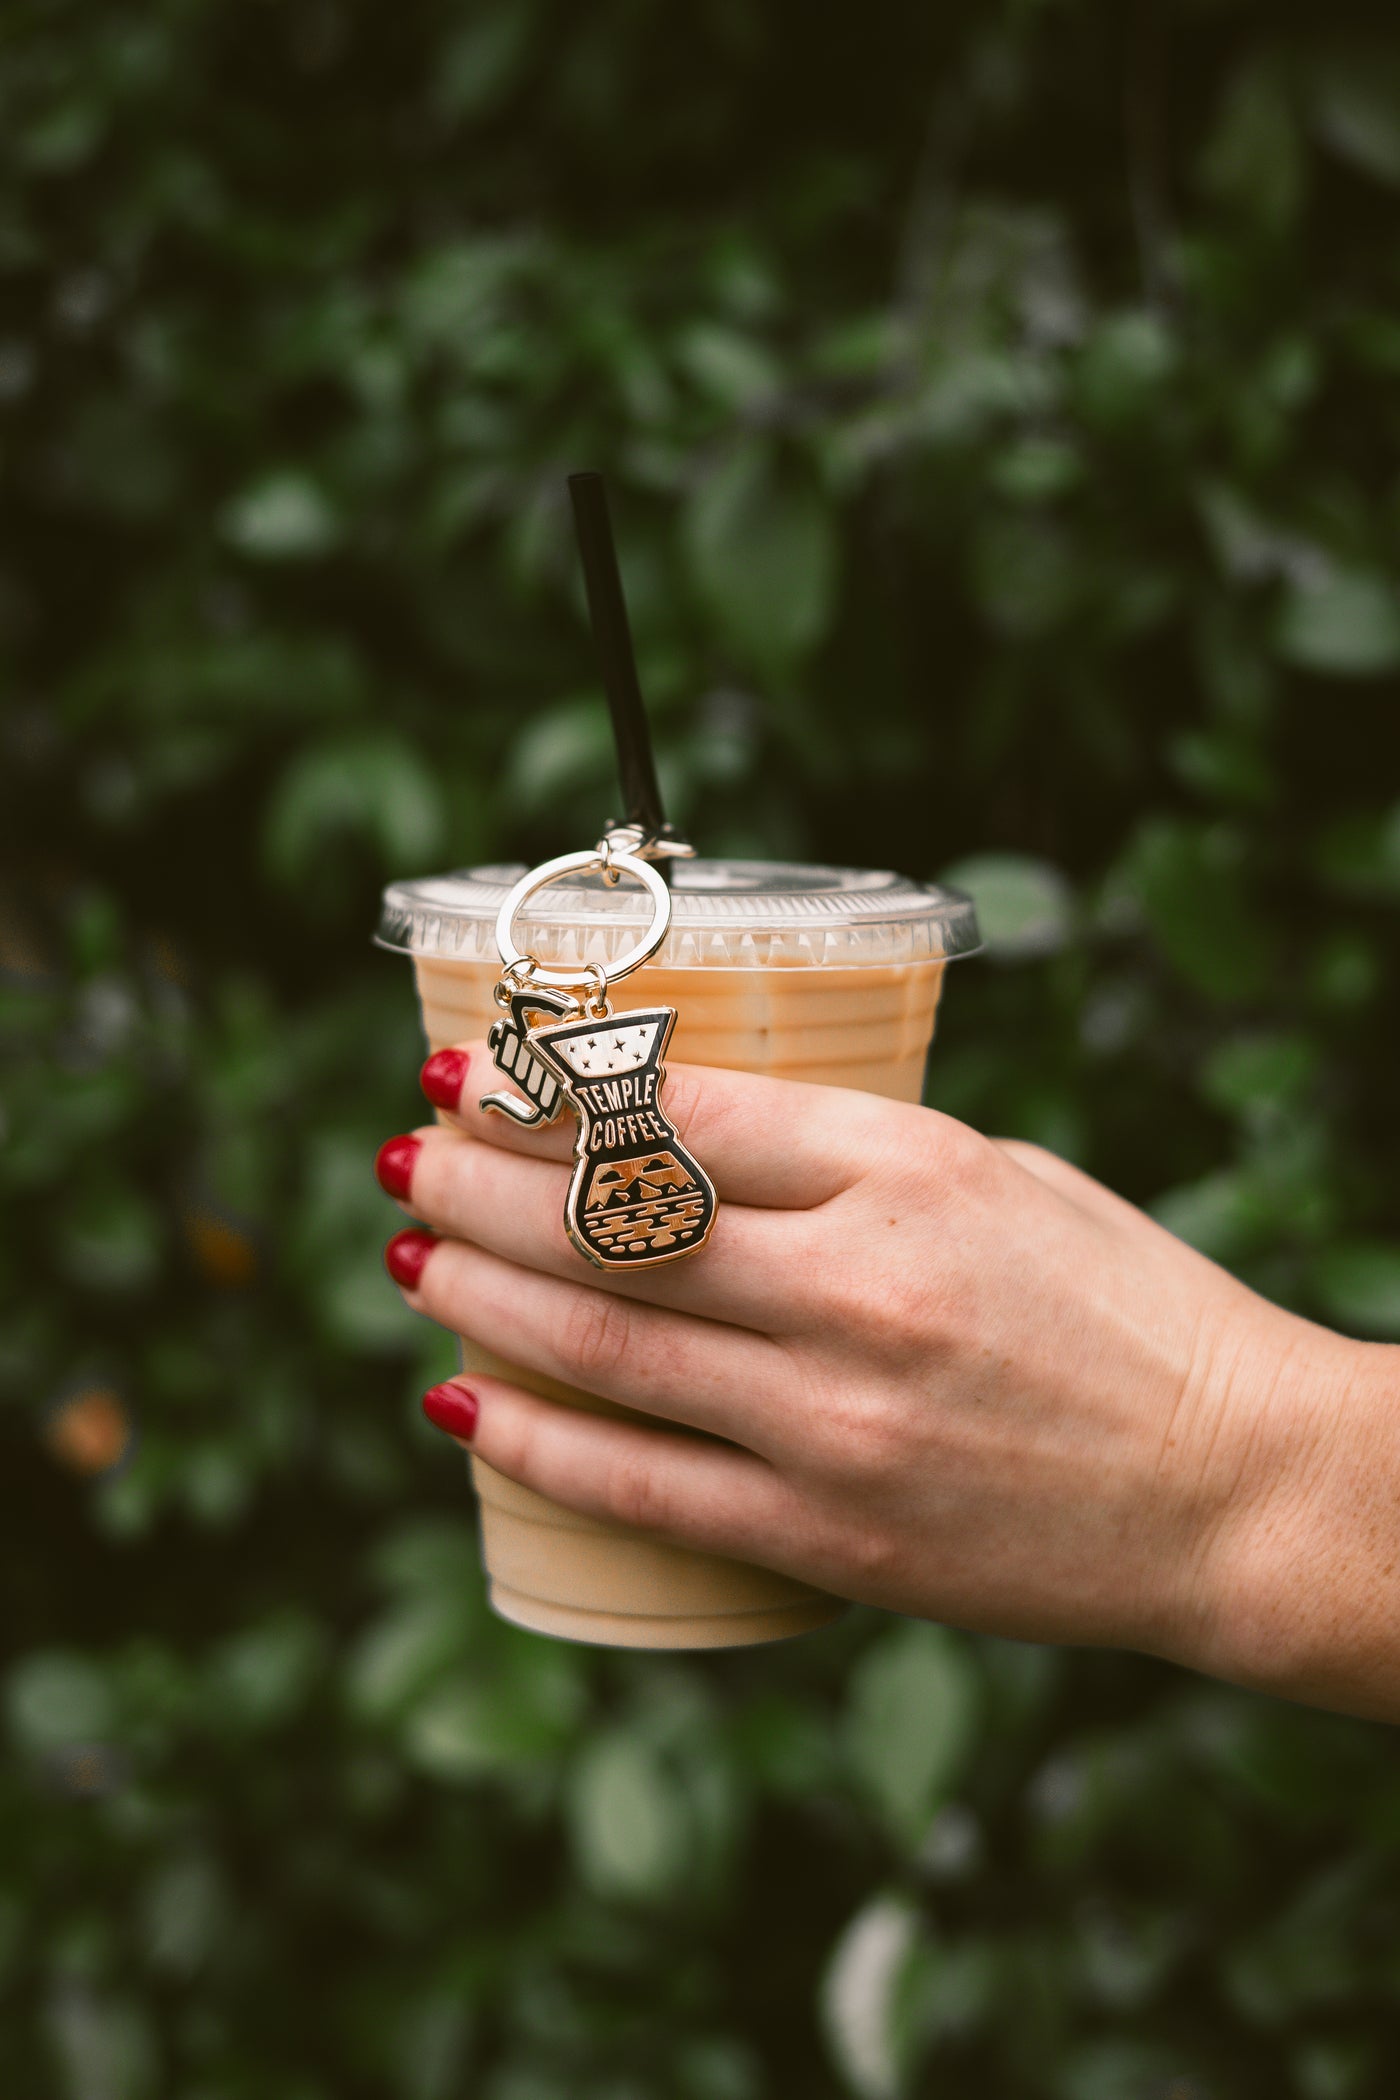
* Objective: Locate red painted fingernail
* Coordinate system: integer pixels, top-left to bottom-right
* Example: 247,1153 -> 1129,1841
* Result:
422,1382 -> 479,1440
384,1228 -> 437,1290
375,1133 -> 422,1202
421,1048 -> 470,1112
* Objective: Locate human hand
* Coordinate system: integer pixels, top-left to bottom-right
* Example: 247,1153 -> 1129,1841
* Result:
376,1047 -> 1393,1716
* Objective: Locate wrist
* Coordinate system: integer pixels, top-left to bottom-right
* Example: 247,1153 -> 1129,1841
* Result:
1173,1316 -> 1400,1720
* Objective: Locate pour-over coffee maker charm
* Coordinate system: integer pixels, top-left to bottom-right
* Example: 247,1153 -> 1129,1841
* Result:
481,831 -> 717,1271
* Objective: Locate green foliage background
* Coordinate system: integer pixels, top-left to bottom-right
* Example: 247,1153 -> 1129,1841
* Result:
6,2 -> 1400,2093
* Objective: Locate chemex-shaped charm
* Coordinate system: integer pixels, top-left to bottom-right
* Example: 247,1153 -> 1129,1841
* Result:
480,831 -> 718,1270
484,994 -> 716,1270
530,1006 -> 715,1268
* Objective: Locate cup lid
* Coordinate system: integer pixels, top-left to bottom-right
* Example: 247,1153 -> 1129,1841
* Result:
376,859 -> 981,971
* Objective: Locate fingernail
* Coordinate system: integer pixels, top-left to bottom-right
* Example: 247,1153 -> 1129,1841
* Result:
384,1228 -> 437,1290
421,1048 -> 470,1112
422,1381 -> 479,1441
375,1133 -> 422,1202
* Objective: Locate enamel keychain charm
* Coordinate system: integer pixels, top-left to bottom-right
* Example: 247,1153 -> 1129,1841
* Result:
481,826 -> 717,1270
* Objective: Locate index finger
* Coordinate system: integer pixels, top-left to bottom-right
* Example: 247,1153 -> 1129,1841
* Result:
418,1040 -> 864,1210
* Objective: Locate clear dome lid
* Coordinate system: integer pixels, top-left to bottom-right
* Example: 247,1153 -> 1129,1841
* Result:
377,859 -> 981,971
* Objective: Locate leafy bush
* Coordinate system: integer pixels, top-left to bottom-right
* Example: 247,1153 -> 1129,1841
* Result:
6,2 -> 1400,2093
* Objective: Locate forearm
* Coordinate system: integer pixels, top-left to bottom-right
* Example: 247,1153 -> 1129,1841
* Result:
1181,1321 -> 1400,1723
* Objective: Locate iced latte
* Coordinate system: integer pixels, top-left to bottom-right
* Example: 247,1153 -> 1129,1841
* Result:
377,861 -> 979,1648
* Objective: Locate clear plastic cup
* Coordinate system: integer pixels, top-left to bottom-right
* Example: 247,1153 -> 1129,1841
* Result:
377,860 -> 979,1648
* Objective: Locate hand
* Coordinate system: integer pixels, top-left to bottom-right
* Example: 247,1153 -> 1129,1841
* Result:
376,1047 -> 1395,1718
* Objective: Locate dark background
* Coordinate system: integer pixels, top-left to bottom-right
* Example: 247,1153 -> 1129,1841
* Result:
6,2 -> 1400,2094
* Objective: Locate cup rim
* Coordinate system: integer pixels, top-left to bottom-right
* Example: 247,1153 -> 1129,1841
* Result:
376,858 -> 983,964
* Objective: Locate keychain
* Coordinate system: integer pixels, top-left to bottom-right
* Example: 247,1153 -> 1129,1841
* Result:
481,827 -> 717,1271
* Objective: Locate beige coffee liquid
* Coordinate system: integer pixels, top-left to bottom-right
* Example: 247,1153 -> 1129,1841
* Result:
413,952 -> 946,1648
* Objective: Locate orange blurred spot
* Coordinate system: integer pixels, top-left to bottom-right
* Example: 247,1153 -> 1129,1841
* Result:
149,932 -> 189,984
0,902 -> 52,979
184,1207 -> 258,1287
51,1744 -> 127,1798
46,1387 -> 133,1476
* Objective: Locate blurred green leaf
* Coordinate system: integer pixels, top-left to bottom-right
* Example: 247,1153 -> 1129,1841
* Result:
1169,723 -> 1274,808
19,99 -> 105,173
1052,2039 -> 1202,2100
1224,1857 -> 1375,2025
970,515 -> 1081,638
1309,1243 -> 1400,1337
7,1652 -> 114,1753
1307,930 -> 1381,1009
293,1125 -> 428,1349
675,324 -> 782,412
140,1852 -> 224,1977
1152,1168 -> 1277,1262
432,0 -> 539,123
683,445 -> 837,672
568,1727 -> 691,1903
1199,60 -> 1303,231
66,397 -> 181,519
72,631 -> 369,730
322,1246 -> 424,1353
42,1987 -> 157,2100
221,471 -> 342,561
263,734 -> 448,886
1309,46 -> 1400,187
988,435 -> 1083,505
501,697 -> 620,818
1126,819 -> 1274,1001
348,1597 -> 474,1724
1197,482 -> 1314,585
400,234 -> 541,357
1275,567 -> 1400,676
844,1624 -> 978,1850
821,1893 -> 928,2100
1073,1898 -> 1185,2012
55,1181 -> 163,1293
205,1612 -> 324,1733
939,853 -> 1072,959
371,1519 -> 484,1598
1075,311 -> 1175,426
403,1679 -> 553,1782
1312,805 -> 1400,899
403,1644 -> 583,1782
182,1443 -> 252,1528
1293,2036 -> 1381,2100
1200,1031 -> 1318,1119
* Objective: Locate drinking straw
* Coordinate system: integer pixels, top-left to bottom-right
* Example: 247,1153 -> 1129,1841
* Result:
567,472 -> 682,853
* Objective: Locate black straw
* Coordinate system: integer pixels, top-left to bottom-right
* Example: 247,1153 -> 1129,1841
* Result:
567,472 -> 674,843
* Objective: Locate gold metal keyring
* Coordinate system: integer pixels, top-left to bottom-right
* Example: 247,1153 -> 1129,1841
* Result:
492,845 -> 672,992
481,829 -> 716,1268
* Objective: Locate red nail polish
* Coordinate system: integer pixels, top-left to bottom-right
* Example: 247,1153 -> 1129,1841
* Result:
375,1134 -> 422,1202
384,1228 -> 437,1290
421,1048 -> 470,1113
422,1381 -> 479,1440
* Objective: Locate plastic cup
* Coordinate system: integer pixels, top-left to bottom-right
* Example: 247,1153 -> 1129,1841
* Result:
377,860 -> 979,1649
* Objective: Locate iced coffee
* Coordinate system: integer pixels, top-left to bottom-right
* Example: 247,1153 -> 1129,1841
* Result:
377,860 -> 979,1648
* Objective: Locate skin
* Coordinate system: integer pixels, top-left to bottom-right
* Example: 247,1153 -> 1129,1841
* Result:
384,1046 -> 1400,1724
